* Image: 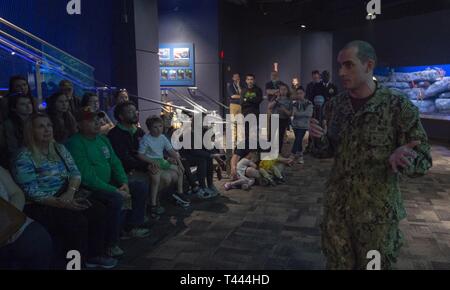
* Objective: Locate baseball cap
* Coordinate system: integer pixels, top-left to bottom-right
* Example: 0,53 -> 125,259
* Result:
76,106 -> 104,122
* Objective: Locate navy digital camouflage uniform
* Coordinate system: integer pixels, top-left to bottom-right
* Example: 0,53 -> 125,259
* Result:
314,84 -> 432,270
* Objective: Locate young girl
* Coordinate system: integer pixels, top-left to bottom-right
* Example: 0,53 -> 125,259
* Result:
291,88 -> 313,164
224,151 -> 258,191
268,84 -> 293,154
259,155 -> 294,185
46,92 -> 78,144
138,116 -> 190,218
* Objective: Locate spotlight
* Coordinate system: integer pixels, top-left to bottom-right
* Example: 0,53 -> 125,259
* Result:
11,51 -> 15,55
366,13 -> 376,20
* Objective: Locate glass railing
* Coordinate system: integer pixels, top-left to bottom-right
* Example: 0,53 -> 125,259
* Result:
0,16 -> 96,101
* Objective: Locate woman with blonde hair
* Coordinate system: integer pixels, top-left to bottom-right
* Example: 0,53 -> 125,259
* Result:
12,113 -> 117,269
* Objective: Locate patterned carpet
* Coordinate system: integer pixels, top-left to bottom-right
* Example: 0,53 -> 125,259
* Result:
117,141 -> 450,270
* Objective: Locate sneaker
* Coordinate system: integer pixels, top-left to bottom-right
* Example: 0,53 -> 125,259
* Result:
205,185 -> 220,197
106,245 -> 124,258
196,188 -> 213,199
172,193 -> 191,208
275,177 -> 285,185
224,183 -> 233,191
127,227 -> 150,238
85,256 -> 118,269
298,156 -> 304,164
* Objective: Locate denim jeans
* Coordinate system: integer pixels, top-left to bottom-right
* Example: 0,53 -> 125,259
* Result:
92,177 -> 149,238
121,180 -> 149,230
292,128 -> 307,155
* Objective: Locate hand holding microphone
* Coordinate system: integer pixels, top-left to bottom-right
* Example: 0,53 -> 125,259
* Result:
310,95 -> 326,140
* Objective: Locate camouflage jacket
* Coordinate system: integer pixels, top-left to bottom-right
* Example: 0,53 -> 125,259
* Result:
315,85 -> 432,223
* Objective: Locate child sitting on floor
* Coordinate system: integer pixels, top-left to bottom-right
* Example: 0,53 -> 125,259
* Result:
259,155 -> 294,186
224,151 -> 258,191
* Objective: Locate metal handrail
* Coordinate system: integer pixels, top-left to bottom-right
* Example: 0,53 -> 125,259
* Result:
0,29 -> 99,87
0,17 -> 94,70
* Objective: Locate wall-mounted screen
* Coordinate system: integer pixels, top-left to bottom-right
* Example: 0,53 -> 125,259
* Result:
159,43 -> 195,87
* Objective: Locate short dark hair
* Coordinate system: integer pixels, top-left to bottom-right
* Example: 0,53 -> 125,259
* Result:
343,40 -> 377,66
312,70 -> 320,76
245,74 -> 255,79
278,83 -> 291,98
59,79 -> 73,88
81,92 -> 98,107
8,75 -> 31,97
114,89 -> 128,101
145,116 -> 163,130
114,101 -> 137,122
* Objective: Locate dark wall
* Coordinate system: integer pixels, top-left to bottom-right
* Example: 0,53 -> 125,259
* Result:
158,0 -> 221,113
332,9 -> 450,89
221,3 -> 334,93
0,0 -> 115,86
133,0 -> 161,125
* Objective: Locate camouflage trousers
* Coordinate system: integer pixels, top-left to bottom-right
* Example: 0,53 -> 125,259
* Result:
321,208 -> 404,270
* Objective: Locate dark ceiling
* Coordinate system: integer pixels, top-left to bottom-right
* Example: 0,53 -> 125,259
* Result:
224,0 -> 450,31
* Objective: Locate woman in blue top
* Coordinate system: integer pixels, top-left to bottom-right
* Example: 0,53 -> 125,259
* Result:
12,113 -> 117,269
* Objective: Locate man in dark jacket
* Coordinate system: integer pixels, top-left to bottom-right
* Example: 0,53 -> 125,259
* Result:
107,101 -> 148,174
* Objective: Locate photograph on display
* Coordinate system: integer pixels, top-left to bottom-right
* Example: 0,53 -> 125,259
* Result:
160,69 -> 168,80
174,47 -> 190,59
174,59 -> 190,67
159,43 -> 195,86
168,69 -> 177,80
177,69 -> 186,80
185,69 -> 193,80
158,48 -> 170,60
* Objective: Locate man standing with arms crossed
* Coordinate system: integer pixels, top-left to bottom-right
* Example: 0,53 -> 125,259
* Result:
309,40 -> 432,270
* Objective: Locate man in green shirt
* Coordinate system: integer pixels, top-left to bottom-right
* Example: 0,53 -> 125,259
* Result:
67,107 -> 150,258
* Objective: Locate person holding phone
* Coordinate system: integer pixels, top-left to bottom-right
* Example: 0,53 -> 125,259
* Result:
12,113 -> 117,269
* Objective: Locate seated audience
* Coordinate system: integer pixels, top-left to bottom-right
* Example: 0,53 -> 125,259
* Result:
1,76 -> 33,122
3,93 -> 36,159
12,113 -> 117,269
46,92 -> 78,144
107,89 -> 129,124
81,92 -> 114,134
138,116 -> 190,219
230,140 -> 262,183
107,102 -> 174,220
179,117 -> 222,199
0,166 -> 53,270
259,155 -> 293,186
224,151 -> 257,191
67,107 -> 149,257
59,80 -> 81,116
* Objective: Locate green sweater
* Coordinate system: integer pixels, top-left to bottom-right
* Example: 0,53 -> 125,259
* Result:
66,133 -> 128,193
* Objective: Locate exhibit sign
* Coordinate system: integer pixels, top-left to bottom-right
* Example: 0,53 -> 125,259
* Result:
159,43 -> 195,87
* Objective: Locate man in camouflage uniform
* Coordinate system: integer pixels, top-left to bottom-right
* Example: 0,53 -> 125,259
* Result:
309,41 -> 432,270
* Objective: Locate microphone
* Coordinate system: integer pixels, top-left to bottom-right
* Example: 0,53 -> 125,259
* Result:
313,95 -> 325,128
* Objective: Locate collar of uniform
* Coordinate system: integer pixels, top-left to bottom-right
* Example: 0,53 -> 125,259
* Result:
344,82 -> 386,116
